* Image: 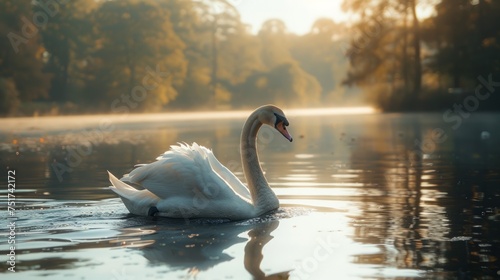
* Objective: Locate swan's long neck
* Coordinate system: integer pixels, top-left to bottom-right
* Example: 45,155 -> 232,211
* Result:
240,111 -> 279,213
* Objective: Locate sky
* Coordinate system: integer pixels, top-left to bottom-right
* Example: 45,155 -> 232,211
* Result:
233,0 -> 350,35
231,0 -> 437,35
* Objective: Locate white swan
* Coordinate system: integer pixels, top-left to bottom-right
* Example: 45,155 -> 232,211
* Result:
108,105 -> 293,220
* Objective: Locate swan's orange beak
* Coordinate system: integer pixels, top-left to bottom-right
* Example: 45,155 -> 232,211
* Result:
276,122 -> 293,142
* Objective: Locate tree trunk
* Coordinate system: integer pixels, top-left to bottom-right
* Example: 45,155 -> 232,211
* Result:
61,49 -> 70,101
402,2 -> 409,93
410,0 -> 422,96
126,42 -> 136,97
129,63 -> 136,95
50,39 -> 70,102
450,1 -> 462,88
211,16 -> 218,106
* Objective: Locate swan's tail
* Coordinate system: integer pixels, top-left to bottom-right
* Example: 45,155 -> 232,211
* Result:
108,171 -> 159,215
108,171 -> 139,199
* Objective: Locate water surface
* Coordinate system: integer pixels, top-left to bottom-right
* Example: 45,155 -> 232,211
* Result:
1,109 -> 499,279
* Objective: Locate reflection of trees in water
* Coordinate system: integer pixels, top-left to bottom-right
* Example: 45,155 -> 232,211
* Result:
447,124 -> 500,278
347,115 -> 500,277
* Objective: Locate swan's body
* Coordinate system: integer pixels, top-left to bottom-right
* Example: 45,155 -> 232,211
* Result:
108,105 -> 292,220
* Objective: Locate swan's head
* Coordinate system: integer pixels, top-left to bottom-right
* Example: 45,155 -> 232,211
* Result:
258,105 -> 293,142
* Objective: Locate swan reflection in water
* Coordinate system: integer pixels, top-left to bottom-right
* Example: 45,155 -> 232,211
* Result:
134,218 -> 289,279
244,221 -> 290,279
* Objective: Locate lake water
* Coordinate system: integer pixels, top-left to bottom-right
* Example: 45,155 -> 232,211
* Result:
1,109 -> 499,279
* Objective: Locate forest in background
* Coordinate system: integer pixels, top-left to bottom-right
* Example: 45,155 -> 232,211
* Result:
0,0 -> 499,117
343,0 -> 500,111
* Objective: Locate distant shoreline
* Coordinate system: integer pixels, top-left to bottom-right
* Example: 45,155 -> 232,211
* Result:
0,107 -> 376,133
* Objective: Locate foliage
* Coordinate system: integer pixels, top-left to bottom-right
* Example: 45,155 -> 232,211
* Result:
1,0 -> 499,115
422,0 -> 500,88
342,0 -> 500,111
0,78 -> 20,116
0,0 -> 51,114
86,0 -> 187,111
290,18 -> 352,103
233,62 -> 322,108
34,0 -> 97,103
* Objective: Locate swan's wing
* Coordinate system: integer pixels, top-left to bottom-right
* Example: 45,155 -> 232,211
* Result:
152,143 -> 251,200
198,146 -> 251,200
122,143 -> 249,203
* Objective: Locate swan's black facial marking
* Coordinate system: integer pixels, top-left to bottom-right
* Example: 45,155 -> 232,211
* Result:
274,113 -> 289,128
274,113 -> 293,142
148,206 -> 159,217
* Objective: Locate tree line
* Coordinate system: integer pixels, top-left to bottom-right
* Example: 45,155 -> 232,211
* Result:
1,0 -> 499,116
0,0 -> 354,116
